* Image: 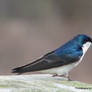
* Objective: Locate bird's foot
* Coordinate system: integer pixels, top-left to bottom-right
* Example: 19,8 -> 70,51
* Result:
67,76 -> 72,81
52,74 -> 58,77
52,73 -> 72,81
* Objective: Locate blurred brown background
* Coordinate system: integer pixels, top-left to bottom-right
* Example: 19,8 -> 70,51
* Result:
0,0 -> 92,83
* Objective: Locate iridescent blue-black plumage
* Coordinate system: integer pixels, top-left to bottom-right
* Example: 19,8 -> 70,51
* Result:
12,34 -> 92,74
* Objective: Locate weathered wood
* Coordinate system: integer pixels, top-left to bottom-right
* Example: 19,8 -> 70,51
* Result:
0,74 -> 92,92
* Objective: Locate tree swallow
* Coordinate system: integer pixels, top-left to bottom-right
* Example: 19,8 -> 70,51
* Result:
12,34 -> 92,79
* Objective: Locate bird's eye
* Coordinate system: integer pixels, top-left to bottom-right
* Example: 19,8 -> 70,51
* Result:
84,38 -> 92,43
83,38 -> 88,44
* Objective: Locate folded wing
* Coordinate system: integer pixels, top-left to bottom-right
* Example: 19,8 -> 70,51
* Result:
12,49 -> 82,74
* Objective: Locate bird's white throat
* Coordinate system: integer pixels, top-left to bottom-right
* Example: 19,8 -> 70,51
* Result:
75,42 -> 92,67
82,42 -> 92,54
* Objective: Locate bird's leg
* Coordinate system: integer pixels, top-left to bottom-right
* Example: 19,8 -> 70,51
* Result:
52,73 -> 58,77
52,73 -> 68,78
59,73 -> 68,78
64,73 -> 72,81
52,73 -> 72,80
59,73 -> 72,81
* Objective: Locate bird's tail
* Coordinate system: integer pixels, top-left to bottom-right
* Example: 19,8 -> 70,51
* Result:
12,67 -> 24,74
12,63 -> 34,74
12,56 -> 47,74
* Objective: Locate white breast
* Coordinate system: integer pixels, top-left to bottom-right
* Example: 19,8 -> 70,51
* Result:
74,42 -> 92,67
82,42 -> 92,54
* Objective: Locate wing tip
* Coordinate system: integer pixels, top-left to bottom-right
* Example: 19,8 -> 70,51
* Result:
12,67 -> 23,74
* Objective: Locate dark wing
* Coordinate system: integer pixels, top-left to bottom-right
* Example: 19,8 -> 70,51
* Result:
12,49 -> 83,74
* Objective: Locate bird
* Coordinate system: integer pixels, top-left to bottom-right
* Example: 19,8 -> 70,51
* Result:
12,34 -> 92,80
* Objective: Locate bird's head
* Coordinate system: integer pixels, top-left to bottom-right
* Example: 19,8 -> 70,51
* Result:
74,34 -> 92,53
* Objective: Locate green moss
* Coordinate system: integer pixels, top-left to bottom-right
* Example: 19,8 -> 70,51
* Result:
59,81 -> 92,89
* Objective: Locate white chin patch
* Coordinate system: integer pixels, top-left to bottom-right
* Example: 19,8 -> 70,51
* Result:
82,42 -> 92,54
